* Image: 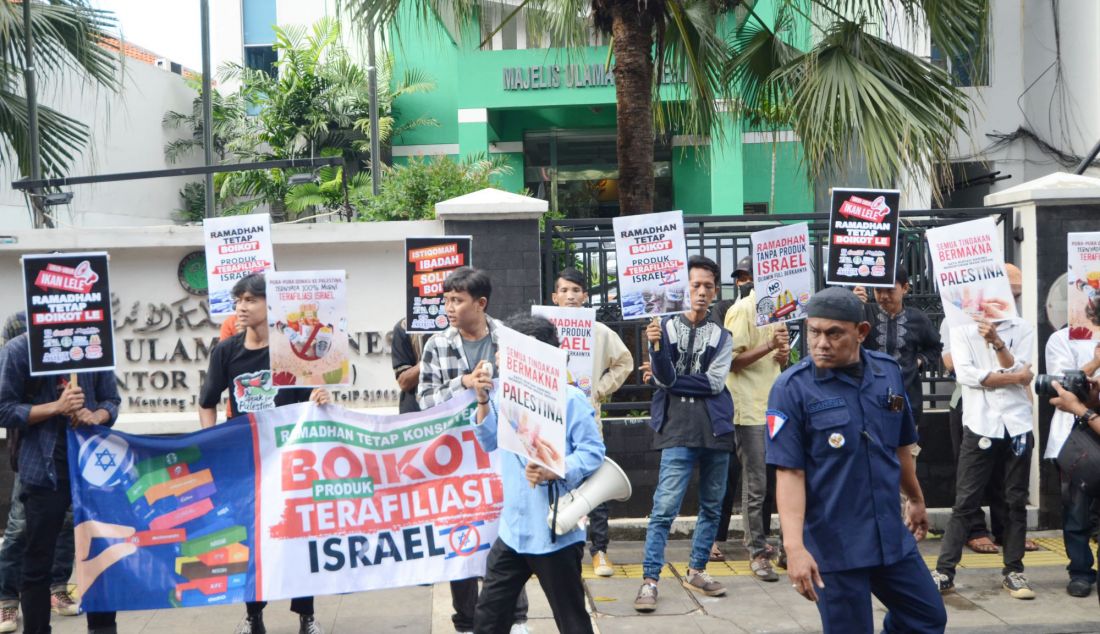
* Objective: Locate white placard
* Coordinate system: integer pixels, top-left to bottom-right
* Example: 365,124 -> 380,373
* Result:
203,213 -> 275,321
531,305 -> 597,397
497,326 -> 569,477
751,222 -> 813,326
612,210 -> 689,319
926,218 -> 1017,326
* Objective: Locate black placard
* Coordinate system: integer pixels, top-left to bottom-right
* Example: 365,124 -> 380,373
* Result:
825,188 -> 902,288
22,252 -> 116,376
405,237 -> 473,334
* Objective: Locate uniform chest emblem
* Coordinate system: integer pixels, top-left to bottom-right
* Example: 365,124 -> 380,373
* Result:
828,432 -> 845,449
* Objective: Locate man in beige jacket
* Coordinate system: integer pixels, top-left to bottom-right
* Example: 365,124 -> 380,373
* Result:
551,267 -> 633,577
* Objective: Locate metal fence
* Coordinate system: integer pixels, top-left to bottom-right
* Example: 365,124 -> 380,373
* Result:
541,207 -> 1019,416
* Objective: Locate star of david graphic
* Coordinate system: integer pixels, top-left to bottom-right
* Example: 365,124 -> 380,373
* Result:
94,448 -> 117,472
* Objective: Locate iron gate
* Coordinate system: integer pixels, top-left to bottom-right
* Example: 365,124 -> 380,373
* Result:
541,208 -> 1019,417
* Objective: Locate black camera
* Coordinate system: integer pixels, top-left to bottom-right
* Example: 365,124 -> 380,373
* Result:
1035,370 -> 1090,401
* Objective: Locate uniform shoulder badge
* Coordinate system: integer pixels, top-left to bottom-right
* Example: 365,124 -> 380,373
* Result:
766,409 -> 788,440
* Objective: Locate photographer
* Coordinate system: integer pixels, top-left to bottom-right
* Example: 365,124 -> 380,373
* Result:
1044,327 -> 1100,598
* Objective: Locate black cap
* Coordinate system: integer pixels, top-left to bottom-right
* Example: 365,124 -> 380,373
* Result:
733,255 -> 752,278
805,287 -> 865,324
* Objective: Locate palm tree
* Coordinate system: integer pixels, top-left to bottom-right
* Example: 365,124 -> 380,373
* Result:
0,0 -> 120,177
339,0 -> 986,214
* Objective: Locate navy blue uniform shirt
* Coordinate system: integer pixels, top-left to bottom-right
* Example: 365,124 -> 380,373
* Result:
765,347 -> 918,573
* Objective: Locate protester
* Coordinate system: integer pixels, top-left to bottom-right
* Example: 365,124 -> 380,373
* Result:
718,257 -> 789,579
634,255 -> 735,612
0,332 -> 120,634
197,273 -> 329,634
468,313 -> 604,634
0,312 -> 79,632
1044,322 -> 1100,597
549,267 -> 633,577
767,287 -> 946,633
414,267 -> 529,634
932,290 -> 1037,599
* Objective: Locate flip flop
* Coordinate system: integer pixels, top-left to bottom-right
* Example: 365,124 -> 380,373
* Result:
966,537 -> 999,554
1024,539 -> 1040,552
709,546 -> 726,562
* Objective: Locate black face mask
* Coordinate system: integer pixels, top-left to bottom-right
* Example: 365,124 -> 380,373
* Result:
738,282 -> 754,299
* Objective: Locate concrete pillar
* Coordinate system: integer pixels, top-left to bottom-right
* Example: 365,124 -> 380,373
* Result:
985,172 -> 1100,527
709,112 -> 743,215
435,188 -> 548,320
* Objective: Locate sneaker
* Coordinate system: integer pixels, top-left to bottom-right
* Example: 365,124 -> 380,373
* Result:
235,614 -> 267,634
633,582 -> 658,612
1003,572 -> 1036,599
593,551 -> 614,577
0,605 -> 17,634
931,570 -> 955,594
509,624 -> 530,634
299,614 -> 324,634
682,569 -> 726,597
750,554 -> 779,582
51,588 -> 79,616
1067,579 -> 1092,598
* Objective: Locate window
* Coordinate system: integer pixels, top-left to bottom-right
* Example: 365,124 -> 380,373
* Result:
244,45 -> 277,77
930,29 -> 989,87
479,1 -> 605,51
743,203 -> 768,215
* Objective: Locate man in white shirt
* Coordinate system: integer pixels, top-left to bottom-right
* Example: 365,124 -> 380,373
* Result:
1044,326 -> 1100,597
932,315 -> 1036,599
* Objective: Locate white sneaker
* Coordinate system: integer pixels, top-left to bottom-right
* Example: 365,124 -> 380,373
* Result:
510,624 -> 530,634
0,605 -> 17,634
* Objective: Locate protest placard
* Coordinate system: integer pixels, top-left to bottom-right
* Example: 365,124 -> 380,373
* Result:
1068,232 -> 1100,340
70,394 -> 501,611
612,210 -> 689,319
406,237 -> 473,334
531,305 -> 596,397
497,326 -> 568,477
926,217 -> 1017,327
266,271 -> 350,387
826,188 -> 901,287
203,213 -> 275,321
22,252 -> 115,376
750,223 -> 813,326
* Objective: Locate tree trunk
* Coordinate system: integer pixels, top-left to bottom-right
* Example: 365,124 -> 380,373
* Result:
610,3 -> 654,216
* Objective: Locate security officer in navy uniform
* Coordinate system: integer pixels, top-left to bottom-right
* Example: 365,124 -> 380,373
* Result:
766,287 -> 947,633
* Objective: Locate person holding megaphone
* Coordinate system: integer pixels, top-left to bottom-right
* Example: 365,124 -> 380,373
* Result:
467,313 -> 605,634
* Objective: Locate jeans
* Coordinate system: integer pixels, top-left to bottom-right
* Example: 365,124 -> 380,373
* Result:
1060,467 -> 1100,584
473,540 -> 591,634
588,502 -> 610,555
451,578 -> 527,632
20,478 -> 115,634
735,425 -> 771,558
715,449 -> 740,543
642,447 -> 730,580
936,429 -> 1032,579
0,478 -> 75,605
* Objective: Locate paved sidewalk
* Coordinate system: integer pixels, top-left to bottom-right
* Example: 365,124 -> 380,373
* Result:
38,531 -> 1100,633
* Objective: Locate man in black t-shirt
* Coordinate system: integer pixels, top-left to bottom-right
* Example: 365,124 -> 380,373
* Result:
198,274 -> 329,634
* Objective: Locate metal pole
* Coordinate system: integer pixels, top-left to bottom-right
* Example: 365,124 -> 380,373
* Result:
23,0 -> 45,228
200,0 -> 216,217
368,22 -> 381,196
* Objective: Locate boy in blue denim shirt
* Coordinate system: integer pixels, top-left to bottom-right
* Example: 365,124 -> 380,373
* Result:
468,314 -> 604,634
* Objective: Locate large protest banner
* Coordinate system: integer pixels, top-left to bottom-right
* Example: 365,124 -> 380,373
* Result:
531,305 -> 596,397
266,271 -> 350,386
612,210 -> 689,319
826,188 -> 901,287
203,213 -> 275,321
22,252 -> 115,376
497,327 -> 568,477
750,223 -> 813,326
1068,232 -> 1100,340
406,237 -> 472,334
71,394 -> 501,611
926,217 -> 1017,327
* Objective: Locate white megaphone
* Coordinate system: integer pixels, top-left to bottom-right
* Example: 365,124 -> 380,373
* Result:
548,458 -> 632,536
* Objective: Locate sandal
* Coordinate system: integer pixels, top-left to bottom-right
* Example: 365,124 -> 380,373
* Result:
1024,539 -> 1039,552
709,545 -> 726,562
966,536 -> 1000,554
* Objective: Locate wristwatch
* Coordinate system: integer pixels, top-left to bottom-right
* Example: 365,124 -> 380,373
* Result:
1077,409 -> 1100,427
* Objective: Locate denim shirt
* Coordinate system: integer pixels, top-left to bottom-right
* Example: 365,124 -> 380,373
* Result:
0,334 -> 120,489
470,385 -> 605,555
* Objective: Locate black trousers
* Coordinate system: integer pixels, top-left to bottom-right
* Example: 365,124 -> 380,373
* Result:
587,502 -> 610,555
246,597 -> 313,617
948,403 -> 1006,540
474,540 -> 591,634
937,429 -> 1032,579
20,479 -> 116,634
716,450 -> 742,542
451,577 -> 527,631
